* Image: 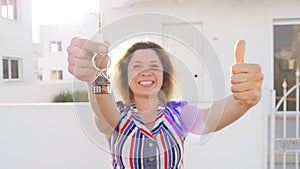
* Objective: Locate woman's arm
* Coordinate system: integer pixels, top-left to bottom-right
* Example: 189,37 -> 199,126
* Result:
182,63 -> 263,135
88,83 -> 120,135
202,95 -> 253,132
67,37 -> 120,136
210,63 -> 263,131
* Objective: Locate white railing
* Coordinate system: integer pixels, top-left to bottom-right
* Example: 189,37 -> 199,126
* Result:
270,69 -> 300,169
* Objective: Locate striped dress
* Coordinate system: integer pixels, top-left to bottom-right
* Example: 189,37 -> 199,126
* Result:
109,101 -> 188,169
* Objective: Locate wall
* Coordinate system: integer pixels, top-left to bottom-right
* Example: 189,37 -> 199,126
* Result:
0,81 -> 87,103
0,103 -> 111,169
0,89 -> 271,169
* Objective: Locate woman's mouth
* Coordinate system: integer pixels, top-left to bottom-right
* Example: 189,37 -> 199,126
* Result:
138,80 -> 155,87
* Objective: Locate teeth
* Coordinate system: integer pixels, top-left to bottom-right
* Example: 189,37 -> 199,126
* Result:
139,81 -> 153,85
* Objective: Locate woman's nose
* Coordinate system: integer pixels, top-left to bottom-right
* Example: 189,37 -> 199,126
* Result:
139,68 -> 152,76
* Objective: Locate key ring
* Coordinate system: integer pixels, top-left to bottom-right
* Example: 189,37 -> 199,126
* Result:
92,53 -> 111,73
91,43 -> 111,72
90,43 -> 112,94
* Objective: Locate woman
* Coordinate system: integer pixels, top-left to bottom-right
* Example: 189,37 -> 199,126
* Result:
67,38 -> 263,168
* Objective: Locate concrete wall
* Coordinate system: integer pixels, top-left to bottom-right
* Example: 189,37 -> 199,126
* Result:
0,81 -> 87,103
0,89 -> 271,169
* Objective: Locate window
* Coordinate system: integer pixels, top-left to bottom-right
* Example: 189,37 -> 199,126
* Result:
1,0 -> 17,20
274,24 -> 300,110
51,70 -> 63,80
36,74 -> 43,81
2,57 -> 21,81
50,41 -> 62,53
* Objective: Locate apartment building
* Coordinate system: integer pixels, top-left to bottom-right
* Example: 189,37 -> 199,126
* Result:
35,13 -> 99,83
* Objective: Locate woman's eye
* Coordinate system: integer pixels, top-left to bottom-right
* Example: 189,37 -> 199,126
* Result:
132,65 -> 142,69
150,65 -> 161,69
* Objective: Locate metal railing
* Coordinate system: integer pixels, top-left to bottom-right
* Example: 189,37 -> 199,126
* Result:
270,69 -> 300,169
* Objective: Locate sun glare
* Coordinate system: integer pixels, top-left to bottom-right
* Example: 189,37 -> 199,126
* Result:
31,0 -> 99,43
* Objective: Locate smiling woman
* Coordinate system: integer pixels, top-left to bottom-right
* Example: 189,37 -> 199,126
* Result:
66,36 -> 264,168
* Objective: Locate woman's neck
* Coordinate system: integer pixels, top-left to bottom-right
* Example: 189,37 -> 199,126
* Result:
133,96 -> 160,129
133,96 -> 159,113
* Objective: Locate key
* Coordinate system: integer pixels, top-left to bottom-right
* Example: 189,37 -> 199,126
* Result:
91,11 -> 111,94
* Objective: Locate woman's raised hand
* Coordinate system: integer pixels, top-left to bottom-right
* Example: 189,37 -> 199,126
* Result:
67,37 -> 109,82
231,40 -> 264,107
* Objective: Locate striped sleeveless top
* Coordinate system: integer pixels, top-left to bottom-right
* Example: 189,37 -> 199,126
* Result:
109,101 -> 188,169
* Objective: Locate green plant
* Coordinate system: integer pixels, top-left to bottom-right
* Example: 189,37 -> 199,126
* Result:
72,90 -> 89,102
52,90 -> 73,102
52,90 -> 89,102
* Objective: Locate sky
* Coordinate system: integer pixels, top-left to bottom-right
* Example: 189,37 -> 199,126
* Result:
31,0 -> 99,42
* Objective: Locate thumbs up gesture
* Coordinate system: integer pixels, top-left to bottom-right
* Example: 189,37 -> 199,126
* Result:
231,40 -> 264,106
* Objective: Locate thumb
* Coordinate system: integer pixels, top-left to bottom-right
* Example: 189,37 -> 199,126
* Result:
234,40 -> 246,64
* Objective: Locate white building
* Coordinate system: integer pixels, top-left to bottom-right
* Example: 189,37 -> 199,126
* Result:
35,13 -> 100,82
0,6 -> 100,103
0,0 -> 34,86
103,0 -> 299,92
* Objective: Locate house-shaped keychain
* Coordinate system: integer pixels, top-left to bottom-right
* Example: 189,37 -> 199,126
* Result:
91,73 -> 111,94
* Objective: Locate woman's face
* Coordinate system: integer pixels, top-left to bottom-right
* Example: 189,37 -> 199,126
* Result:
127,49 -> 163,99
